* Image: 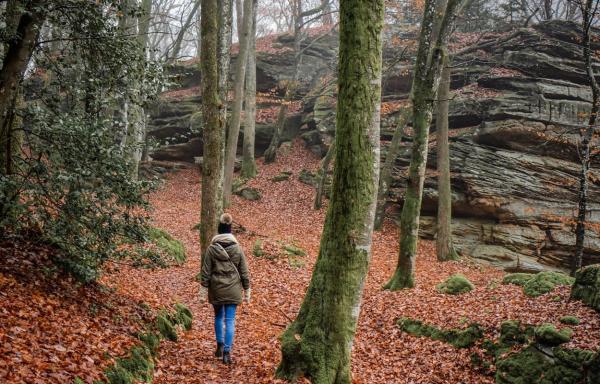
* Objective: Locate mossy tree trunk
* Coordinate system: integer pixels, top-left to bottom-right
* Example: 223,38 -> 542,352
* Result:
217,0 -> 233,129
314,139 -> 335,209
374,107 -> 410,230
241,0 -> 258,179
384,0 -> 468,290
573,0 -> 600,276
199,0 -> 226,255
435,59 -> 458,261
275,0 -> 384,382
0,0 -> 45,176
223,0 -> 256,206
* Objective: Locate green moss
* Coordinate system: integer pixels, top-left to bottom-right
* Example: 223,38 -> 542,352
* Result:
283,244 -> 307,257
105,365 -> 134,384
148,227 -> 186,265
522,272 -> 575,297
138,333 -> 160,356
117,346 -> 153,383
534,323 -> 572,346
436,274 -> 474,295
253,240 -> 264,257
499,320 -> 529,346
156,314 -> 178,341
172,303 -> 193,331
271,171 -> 292,182
535,323 -> 572,345
570,264 -> 600,312
560,316 -> 580,325
397,318 -> 483,348
502,273 -> 534,286
74,377 -> 85,384
234,187 -> 261,201
298,169 -> 317,186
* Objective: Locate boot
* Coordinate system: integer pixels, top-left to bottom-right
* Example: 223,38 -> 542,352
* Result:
214,343 -> 224,358
223,351 -> 232,365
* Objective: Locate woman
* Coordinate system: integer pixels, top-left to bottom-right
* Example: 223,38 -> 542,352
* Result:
199,213 -> 251,364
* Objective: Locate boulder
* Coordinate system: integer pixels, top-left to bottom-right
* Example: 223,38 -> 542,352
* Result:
570,264 -> 600,311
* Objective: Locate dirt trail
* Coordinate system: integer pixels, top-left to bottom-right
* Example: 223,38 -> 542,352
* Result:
107,140 -> 600,384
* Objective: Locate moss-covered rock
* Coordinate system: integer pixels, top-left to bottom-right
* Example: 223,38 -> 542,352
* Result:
283,244 -> 307,257
570,264 -> 600,312
397,318 -> 483,348
271,171 -> 292,182
117,346 -> 154,383
560,316 -> 580,325
534,323 -> 572,346
148,227 -> 186,265
496,346 -> 599,384
521,272 -> 575,297
436,274 -> 475,295
502,273 -> 534,286
105,364 -> 134,384
499,320 -> 529,346
156,314 -> 178,341
138,332 -> 160,356
234,187 -> 262,201
298,169 -> 317,186
172,303 -> 193,331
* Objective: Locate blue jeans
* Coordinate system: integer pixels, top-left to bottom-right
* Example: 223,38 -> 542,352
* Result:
213,304 -> 237,352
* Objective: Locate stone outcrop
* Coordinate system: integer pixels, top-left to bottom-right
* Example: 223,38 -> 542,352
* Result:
147,20 -> 600,272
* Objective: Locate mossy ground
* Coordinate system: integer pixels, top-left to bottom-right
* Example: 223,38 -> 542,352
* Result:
571,264 -> 600,312
436,274 -> 475,295
503,271 -> 574,297
397,318 -> 483,348
148,228 -> 186,265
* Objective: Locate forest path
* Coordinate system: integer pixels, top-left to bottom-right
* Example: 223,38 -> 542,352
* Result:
107,140 -> 600,384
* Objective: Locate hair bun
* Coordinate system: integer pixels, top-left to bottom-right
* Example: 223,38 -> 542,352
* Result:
220,213 -> 233,225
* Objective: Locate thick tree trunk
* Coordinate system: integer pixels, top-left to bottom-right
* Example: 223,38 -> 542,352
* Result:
223,0 -> 255,206
200,0 -> 226,254
374,107 -> 410,230
435,60 -> 458,261
241,0 -> 258,179
314,139 -> 335,209
0,0 -> 45,175
384,0 -> 467,290
138,0 -> 152,163
573,0 -> 599,276
276,0 -> 383,382
235,0 -> 243,41
217,0 -> 233,122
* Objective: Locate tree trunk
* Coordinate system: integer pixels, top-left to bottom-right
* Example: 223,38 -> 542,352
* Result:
241,0 -> 257,179
235,0 -> 243,41
384,0 -> 467,290
276,0 -> 384,382
573,0 -> 599,276
263,0 -> 303,164
217,0 -> 233,121
314,139 -> 335,209
200,0 -> 226,255
435,60 -> 458,261
0,0 -> 45,175
321,0 -> 333,25
169,0 -> 201,62
374,107 -> 410,230
223,0 -> 255,206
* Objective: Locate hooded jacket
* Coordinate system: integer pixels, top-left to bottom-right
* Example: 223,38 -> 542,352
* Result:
200,233 -> 250,305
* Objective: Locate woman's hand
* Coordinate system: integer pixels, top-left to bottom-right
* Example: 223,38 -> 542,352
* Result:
244,288 -> 251,304
199,286 -> 208,303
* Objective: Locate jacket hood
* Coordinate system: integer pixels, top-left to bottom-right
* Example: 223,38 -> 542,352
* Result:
208,233 -> 239,261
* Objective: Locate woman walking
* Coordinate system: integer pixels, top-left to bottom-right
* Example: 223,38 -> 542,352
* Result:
199,213 -> 251,364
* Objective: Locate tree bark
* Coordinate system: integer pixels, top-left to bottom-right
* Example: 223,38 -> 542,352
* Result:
0,0 -> 45,175
321,0 -> 333,24
217,0 -> 233,127
384,0 -> 468,290
223,0 -> 255,206
435,59 -> 458,261
241,0 -> 257,179
374,107 -> 410,230
200,0 -> 226,255
573,0 -> 599,276
276,0 -> 383,382
235,0 -> 243,41
263,0 -> 303,164
168,0 -> 201,62
314,139 -> 335,209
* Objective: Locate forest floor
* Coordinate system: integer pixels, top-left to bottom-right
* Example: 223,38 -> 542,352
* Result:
2,140 -> 600,384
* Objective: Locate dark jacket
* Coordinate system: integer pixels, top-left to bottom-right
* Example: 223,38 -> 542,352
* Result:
200,233 -> 250,305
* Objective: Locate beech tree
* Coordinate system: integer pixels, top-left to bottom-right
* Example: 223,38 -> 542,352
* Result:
241,0 -> 258,178
384,0 -> 469,290
572,0 -> 599,275
276,0 -> 383,381
199,0 -> 226,254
